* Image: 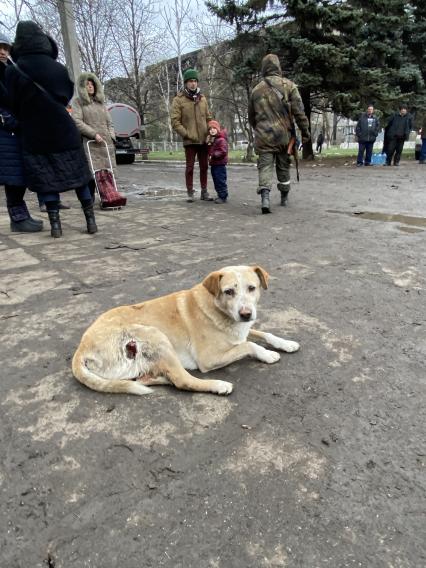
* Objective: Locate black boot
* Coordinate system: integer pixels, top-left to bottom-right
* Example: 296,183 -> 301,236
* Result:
280,190 -> 289,206
10,218 -> 43,233
8,204 -> 43,233
47,210 -> 62,238
83,205 -> 98,234
260,189 -> 271,214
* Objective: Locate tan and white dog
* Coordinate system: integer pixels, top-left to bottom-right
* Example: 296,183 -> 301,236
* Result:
72,265 -> 299,396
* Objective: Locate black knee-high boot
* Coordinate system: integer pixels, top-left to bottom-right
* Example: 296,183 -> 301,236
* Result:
81,199 -> 98,234
45,202 -> 62,238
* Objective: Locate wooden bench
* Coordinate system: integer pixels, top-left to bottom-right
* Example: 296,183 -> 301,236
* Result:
141,147 -> 150,160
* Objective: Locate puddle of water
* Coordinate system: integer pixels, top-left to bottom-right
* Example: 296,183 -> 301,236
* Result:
327,210 -> 426,231
126,186 -> 185,199
398,226 -> 424,234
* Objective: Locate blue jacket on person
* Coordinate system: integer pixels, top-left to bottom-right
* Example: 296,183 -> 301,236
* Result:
0,62 -> 26,187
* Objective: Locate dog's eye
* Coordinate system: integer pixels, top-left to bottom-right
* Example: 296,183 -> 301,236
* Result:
224,288 -> 235,296
248,285 -> 256,292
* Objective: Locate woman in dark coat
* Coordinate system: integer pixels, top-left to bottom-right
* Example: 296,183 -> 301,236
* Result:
0,32 -> 43,233
5,21 -> 97,238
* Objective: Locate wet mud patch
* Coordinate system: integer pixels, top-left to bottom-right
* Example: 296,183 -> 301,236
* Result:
327,210 -> 426,233
126,185 -> 185,200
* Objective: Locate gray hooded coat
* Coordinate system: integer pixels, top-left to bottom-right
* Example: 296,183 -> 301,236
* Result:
72,72 -> 116,172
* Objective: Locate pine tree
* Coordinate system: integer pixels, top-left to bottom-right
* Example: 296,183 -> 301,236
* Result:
207,0 -> 425,156
347,0 -> 424,117
208,0 -> 364,158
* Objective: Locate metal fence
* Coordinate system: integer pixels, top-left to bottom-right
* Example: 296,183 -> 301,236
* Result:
134,140 -> 251,152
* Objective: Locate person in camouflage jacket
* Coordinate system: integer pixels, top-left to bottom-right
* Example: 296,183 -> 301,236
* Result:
248,54 -> 310,213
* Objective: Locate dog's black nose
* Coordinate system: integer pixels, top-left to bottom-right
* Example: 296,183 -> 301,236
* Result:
239,311 -> 252,321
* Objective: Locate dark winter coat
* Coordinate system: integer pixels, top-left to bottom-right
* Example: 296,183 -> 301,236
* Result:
355,112 -> 380,142
421,115 -> 426,140
171,89 -> 212,146
385,112 -> 411,141
248,54 -> 310,153
0,61 -> 26,186
72,72 -> 116,172
5,21 -> 91,194
207,129 -> 228,166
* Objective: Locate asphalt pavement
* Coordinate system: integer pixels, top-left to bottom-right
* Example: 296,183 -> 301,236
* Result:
0,159 -> 425,567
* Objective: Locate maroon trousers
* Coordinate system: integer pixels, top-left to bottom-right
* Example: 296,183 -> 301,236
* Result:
184,144 -> 208,192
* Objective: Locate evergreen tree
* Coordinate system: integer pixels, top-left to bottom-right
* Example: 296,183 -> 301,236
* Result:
208,0 -> 362,158
348,0 -> 424,118
208,0 -> 425,156
405,0 -> 426,124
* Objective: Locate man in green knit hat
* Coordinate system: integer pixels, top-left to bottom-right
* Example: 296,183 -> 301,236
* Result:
171,68 -> 213,202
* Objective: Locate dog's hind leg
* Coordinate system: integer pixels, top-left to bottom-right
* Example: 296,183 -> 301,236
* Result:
136,374 -> 170,386
248,329 -> 300,353
154,348 -> 233,395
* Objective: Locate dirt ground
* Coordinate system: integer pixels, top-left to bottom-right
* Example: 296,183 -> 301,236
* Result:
0,159 -> 425,568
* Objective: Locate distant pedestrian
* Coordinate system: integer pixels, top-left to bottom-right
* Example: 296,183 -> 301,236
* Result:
316,131 -> 324,154
0,32 -> 43,233
5,21 -> 97,238
355,105 -> 380,166
418,113 -> 426,164
206,119 -> 228,204
384,104 -> 411,166
248,54 -> 310,214
171,68 -> 213,202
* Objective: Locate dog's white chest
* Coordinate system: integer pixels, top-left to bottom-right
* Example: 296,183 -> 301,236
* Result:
232,321 -> 253,343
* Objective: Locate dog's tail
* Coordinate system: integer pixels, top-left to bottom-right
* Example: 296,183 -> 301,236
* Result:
71,349 -> 153,395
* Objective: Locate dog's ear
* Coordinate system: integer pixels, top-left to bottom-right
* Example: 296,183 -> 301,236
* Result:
202,271 -> 223,296
253,266 -> 269,289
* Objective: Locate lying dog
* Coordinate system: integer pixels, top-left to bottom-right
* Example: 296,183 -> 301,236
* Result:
72,265 -> 299,396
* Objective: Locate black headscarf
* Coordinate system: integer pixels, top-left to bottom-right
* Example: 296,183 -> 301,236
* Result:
11,21 -> 58,60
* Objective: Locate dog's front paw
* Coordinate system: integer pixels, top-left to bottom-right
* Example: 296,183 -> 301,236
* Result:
211,380 -> 233,395
255,345 -> 281,364
279,339 -> 300,353
265,334 -> 300,353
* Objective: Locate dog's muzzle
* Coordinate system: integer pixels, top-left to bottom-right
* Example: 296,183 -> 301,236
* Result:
239,309 -> 252,322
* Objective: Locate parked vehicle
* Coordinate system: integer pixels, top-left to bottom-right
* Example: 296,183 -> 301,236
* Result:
107,103 -> 141,165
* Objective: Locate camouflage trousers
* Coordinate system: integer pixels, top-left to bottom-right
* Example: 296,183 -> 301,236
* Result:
256,151 -> 291,194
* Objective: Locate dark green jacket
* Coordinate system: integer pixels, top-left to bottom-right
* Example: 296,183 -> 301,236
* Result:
248,54 -> 309,153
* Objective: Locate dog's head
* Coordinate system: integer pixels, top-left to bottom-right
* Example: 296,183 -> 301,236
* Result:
202,265 -> 269,323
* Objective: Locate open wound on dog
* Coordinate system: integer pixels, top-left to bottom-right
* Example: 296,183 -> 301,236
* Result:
126,340 -> 138,359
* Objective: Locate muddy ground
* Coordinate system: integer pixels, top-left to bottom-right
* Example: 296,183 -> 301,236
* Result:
0,159 -> 425,567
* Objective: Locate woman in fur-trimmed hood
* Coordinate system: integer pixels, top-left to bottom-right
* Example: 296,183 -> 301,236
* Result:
72,72 -> 116,172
